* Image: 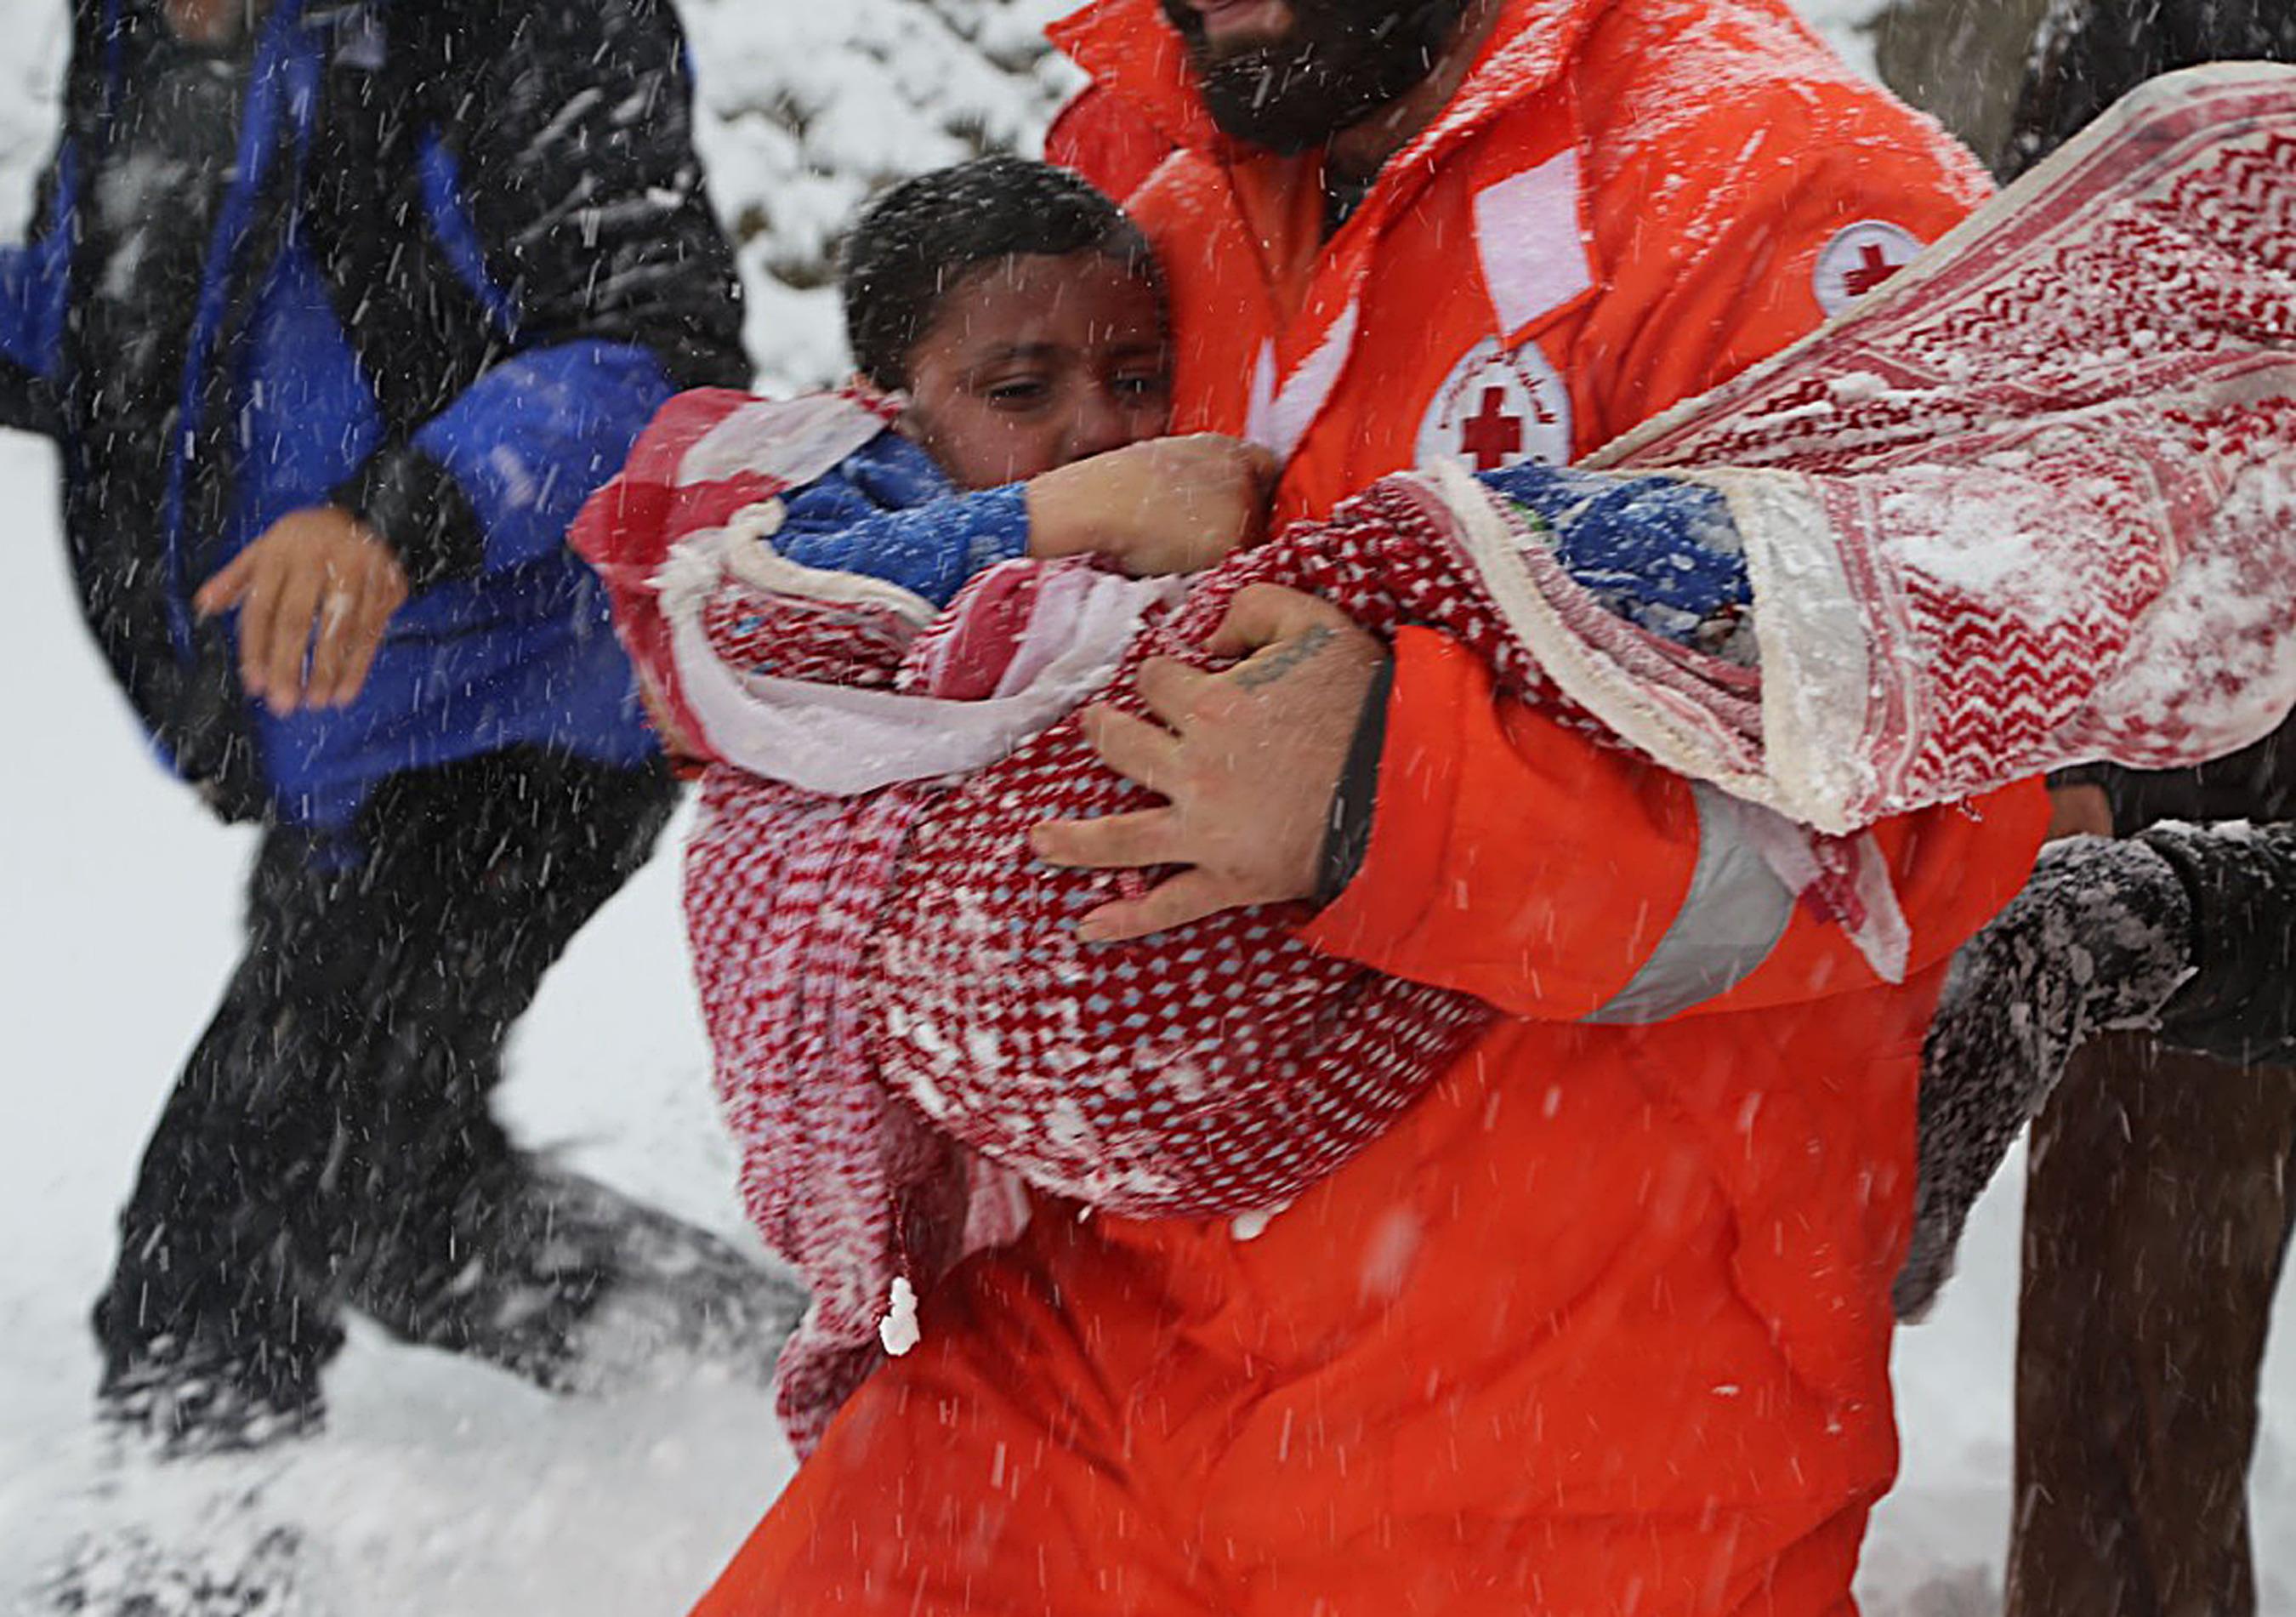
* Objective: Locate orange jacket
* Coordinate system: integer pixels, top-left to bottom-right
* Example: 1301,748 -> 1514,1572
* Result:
694,1 -> 2045,1610
1045,80 -> 1175,202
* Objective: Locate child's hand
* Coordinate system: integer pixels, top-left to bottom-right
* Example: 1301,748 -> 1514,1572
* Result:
1026,436 -> 1278,576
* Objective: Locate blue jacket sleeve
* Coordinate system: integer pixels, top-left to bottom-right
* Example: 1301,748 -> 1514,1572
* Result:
348,339 -> 686,580
0,147 -> 72,437
1480,460 -> 1751,654
773,446 -> 1032,608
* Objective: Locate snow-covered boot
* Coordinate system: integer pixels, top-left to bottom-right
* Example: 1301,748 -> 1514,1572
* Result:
26,1445 -> 324,1617
93,1327 -> 332,1460
345,1158 -> 804,1396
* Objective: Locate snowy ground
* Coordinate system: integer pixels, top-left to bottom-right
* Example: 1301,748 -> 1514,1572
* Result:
3,1 -> 2293,1611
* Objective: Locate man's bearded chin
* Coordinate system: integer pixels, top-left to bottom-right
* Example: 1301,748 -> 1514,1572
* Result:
1161,0 -> 1471,154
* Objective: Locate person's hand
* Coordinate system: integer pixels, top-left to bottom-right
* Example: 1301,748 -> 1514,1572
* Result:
1026,434 -> 1277,576
196,505 -> 409,716
1030,584 -> 1384,941
2044,782 -> 2113,840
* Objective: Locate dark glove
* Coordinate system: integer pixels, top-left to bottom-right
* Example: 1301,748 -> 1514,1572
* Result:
1895,834 -> 2194,1319
2143,821 -> 2296,1069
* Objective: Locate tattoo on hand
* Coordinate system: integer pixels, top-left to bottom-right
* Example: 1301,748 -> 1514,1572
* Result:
1234,625 -> 1335,690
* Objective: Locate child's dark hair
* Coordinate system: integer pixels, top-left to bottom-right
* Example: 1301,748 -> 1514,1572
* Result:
839,155 -> 1162,392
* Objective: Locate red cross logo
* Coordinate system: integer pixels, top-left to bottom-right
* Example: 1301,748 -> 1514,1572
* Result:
1841,242 -> 1904,299
1458,386 -> 1524,470
1417,338 -> 1573,472
1814,222 -> 1924,316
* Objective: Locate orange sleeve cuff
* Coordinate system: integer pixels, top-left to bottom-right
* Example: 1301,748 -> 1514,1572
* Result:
1299,628 -> 1700,1021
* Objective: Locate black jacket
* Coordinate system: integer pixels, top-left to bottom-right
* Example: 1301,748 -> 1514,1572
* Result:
2000,0 -> 2296,181
0,0 -> 747,825
2142,822 -> 2296,1067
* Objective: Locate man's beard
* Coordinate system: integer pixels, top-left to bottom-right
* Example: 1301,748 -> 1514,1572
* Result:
1161,0 -> 1472,154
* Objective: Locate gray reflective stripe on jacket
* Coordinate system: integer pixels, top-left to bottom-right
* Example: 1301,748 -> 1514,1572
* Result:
1584,783 -> 1795,1025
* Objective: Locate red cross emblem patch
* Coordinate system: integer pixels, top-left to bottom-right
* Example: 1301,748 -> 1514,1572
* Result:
1415,337 -> 1573,475
1813,220 -> 1923,316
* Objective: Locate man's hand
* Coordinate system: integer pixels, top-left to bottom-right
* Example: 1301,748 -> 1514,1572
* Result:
1030,584 -> 1384,941
1026,435 -> 1278,577
196,505 -> 409,716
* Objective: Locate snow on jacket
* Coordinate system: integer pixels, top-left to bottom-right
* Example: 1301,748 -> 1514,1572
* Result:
2145,823 -> 2296,1070
686,0 -> 2059,1610
693,50 -> 2296,1589
0,0 -> 746,834
1901,817 -> 2296,1320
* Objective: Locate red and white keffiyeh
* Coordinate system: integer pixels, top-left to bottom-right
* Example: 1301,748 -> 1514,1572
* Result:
571,63 -> 2296,1450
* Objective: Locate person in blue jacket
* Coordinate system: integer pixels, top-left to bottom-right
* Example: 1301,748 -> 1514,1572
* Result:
0,0 -> 776,1451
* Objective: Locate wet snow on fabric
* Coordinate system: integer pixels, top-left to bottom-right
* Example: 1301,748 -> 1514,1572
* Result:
2,1 -> 2293,1611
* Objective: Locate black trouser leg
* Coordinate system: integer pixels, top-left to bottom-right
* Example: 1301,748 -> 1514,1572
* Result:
2006,1032 -> 2296,1617
94,748 -> 676,1437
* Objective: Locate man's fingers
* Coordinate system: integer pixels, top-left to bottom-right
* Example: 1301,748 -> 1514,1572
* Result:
335,574 -> 403,705
1132,657 -> 1219,733
1078,703 -> 1185,798
260,566 -> 327,715
328,612 -> 389,709
194,553 -> 253,618
311,589 -> 386,709
233,560 -> 287,700
306,585 -> 360,705
332,552 -> 407,706
1077,868 -> 1237,943
211,511 -> 410,710
1202,583 -> 1338,659
1030,806 -> 1183,870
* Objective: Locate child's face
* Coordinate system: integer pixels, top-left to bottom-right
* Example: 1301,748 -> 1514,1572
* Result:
901,252 -> 1171,489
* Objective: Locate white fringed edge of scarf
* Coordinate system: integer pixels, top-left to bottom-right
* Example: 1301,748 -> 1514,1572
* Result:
1422,458 -> 1879,834
1425,457 -> 1910,981
659,504 -> 1184,796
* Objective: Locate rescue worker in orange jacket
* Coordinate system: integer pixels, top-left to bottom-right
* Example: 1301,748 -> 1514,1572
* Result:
691,0 -> 2048,1610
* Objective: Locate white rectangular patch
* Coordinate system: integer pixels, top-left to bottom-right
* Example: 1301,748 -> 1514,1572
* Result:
1242,302 -> 1360,464
1472,151 -> 1594,338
